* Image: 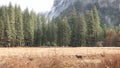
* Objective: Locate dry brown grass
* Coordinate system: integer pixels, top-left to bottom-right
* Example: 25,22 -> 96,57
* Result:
0,47 -> 119,68
101,54 -> 120,68
0,54 -> 120,68
0,55 -> 63,68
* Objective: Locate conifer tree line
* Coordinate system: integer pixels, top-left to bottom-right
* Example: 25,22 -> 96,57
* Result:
0,3 -> 119,47
46,6 -> 120,47
0,3 -> 41,47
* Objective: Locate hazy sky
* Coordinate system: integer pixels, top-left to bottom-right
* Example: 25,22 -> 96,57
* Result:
0,0 -> 54,13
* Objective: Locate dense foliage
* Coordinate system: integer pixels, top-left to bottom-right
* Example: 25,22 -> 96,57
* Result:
0,3 -> 119,47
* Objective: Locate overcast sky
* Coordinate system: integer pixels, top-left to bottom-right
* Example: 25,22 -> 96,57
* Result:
0,0 -> 54,13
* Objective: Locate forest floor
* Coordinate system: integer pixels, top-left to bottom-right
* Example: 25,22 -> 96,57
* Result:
0,47 -> 120,68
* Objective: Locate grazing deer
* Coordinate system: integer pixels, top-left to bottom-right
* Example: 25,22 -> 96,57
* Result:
75,55 -> 83,59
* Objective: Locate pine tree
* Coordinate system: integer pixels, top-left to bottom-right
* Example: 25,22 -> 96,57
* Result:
57,17 -> 71,46
15,5 -> 24,46
46,20 -> 52,46
93,6 -> 103,41
23,8 -> 30,46
0,17 -> 3,46
103,24 -> 107,39
8,3 -> 16,46
46,19 -> 58,46
0,6 -> 6,46
34,15 -> 42,46
69,6 -> 78,46
116,24 -> 120,33
79,13 -> 87,46
50,19 -> 57,46
86,10 -> 96,46
56,17 -> 62,46
62,17 -> 71,46
41,16 -> 47,45
5,14 -> 11,46
29,11 -> 35,46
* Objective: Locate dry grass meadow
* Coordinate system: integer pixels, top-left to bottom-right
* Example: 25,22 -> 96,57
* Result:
0,47 -> 120,68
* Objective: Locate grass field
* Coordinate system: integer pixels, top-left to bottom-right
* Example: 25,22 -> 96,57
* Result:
0,47 -> 120,68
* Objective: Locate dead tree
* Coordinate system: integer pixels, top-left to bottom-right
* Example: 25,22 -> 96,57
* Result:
105,29 -> 114,46
116,31 -> 120,46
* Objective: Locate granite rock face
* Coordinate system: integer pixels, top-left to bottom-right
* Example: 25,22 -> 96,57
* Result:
48,0 -> 120,26
49,0 -> 119,17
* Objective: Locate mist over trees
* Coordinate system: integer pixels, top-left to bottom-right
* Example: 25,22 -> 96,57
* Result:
0,3 -> 119,47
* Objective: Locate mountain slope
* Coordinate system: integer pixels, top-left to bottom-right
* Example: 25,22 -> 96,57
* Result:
48,0 -> 75,18
49,0 -> 120,26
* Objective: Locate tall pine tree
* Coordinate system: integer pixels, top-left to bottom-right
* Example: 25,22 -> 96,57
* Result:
8,3 -> 16,46
93,6 -> 103,41
41,16 -> 47,45
34,15 -> 42,46
69,6 -> 78,46
15,5 -> 24,46
50,19 -> 57,46
57,17 -> 71,46
23,8 -> 30,46
0,6 -> 6,46
79,13 -> 87,46
86,10 -> 96,46
29,11 -> 35,46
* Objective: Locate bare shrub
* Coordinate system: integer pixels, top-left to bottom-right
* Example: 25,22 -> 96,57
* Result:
96,41 -> 103,47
